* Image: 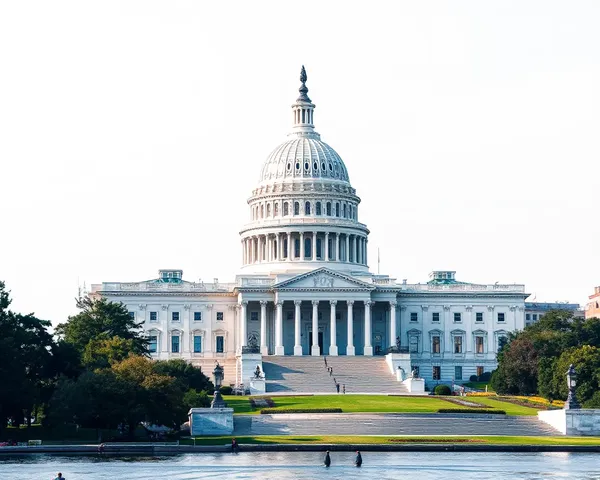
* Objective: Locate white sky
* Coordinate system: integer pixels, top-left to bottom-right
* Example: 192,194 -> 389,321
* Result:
1,1 -> 599,325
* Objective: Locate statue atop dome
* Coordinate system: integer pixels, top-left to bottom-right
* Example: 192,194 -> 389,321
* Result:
297,65 -> 311,103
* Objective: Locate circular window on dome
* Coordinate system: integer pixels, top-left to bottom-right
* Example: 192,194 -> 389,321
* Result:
287,163 -> 291,170
313,162 -> 318,170
295,162 -> 300,170
328,163 -> 333,171
304,162 -> 309,170
321,162 -> 325,170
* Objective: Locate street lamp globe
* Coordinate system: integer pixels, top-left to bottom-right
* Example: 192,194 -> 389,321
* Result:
564,364 -> 580,410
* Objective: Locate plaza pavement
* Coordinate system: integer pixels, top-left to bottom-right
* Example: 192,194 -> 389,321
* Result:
233,413 -> 561,436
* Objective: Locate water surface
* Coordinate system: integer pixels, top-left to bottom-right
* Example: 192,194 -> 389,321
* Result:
1,452 -> 600,479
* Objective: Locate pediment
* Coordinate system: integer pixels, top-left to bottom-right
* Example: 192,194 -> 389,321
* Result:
274,268 -> 375,291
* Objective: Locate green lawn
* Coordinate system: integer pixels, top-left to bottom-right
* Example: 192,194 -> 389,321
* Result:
463,382 -> 493,391
222,394 -> 538,416
184,435 -> 600,446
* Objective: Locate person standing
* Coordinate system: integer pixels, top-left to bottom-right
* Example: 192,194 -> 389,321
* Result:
342,384 -> 346,394
355,450 -> 363,467
335,383 -> 340,394
54,474 -> 65,480
324,450 -> 331,467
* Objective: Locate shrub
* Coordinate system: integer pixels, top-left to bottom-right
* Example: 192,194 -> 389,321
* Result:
219,385 -> 233,395
437,408 -> 505,414
469,375 -> 478,382
260,408 -> 343,414
434,385 -> 452,396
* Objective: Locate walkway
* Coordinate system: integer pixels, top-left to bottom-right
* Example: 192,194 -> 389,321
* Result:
233,413 -> 561,436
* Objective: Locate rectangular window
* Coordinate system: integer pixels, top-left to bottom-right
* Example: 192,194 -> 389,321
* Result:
250,311 -> 259,321
410,312 -> 418,322
194,311 -> 202,321
172,311 -> 180,322
193,335 -> 202,353
171,335 -> 180,353
432,312 -> 440,322
498,312 -> 505,322
454,312 -> 462,322
335,203 -> 340,217
216,311 -> 224,321
316,202 -> 322,215
477,366 -> 484,377
525,313 -> 531,321
476,336 -> 485,354
454,335 -> 463,353
409,336 -> 419,353
455,366 -> 463,381
432,336 -> 441,354
128,311 -> 135,319
433,366 -> 441,380
150,311 -> 158,322
149,335 -> 157,353
216,335 -> 224,353
532,314 -> 538,321
476,312 -> 483,322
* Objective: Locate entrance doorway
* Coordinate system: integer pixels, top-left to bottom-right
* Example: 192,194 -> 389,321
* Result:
309,331 -> 324,353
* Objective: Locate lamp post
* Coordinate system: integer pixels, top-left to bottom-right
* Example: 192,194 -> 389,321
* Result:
564,364 -> 580,410
211,362 -> 227,408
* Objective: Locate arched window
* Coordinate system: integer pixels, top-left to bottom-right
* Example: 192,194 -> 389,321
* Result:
305,201 -> 311,215
326,202 -> 332,216
305,237 -> 311,258
335,203 -> 340,217
343,204 -> 347,218
283,202 -> 289,216
348,205 -> 352,219
316,202 -> 322,215
294,202 -> 300,216
274,203 -> 279,216
266,204 -> 271,217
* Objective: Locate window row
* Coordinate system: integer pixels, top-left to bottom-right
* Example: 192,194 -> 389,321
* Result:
425,365 -> 486,381
251,200 -> 357,221
148,334 -> 225,354
409,333 -> 506,354
408,311 -> 507,323
130,311 -> 224,322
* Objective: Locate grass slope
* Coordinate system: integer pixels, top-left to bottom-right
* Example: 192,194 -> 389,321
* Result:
222,395 -> 539,416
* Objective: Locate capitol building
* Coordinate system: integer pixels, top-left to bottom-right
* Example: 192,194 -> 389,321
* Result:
92,68 -> 527,389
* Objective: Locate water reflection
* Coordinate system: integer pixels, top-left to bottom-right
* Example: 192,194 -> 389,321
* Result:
1,452 -> 600,480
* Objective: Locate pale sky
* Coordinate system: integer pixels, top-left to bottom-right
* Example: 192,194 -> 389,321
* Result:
1,1 -> 599,325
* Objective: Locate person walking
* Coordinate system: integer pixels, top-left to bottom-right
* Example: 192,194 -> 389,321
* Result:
324,356 -> 328,368
329,367 -> 333,376
324,450 -> 331,467
336,382 -> 340,394
342,384 -> 346,394
355,450 -> 363,467
54,474 -> 65,480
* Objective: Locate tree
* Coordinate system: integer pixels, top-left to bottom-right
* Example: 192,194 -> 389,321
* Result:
491,336 -> 538,394
83,336 -> 137,370
56,297 -> 148,355
0,281 -> 56,432
152,359 -> 213,393
552,345 -> 600,404
183,389 -> 211,409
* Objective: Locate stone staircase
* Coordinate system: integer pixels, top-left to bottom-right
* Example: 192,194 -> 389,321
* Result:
262,356 -> 408,394
190,358 -> 237,386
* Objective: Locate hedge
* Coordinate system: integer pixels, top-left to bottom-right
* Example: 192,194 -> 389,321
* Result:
260,408 -> 343,414
434,385 -> 452,396
437,408 -> 505,414
219,385 -> 233,395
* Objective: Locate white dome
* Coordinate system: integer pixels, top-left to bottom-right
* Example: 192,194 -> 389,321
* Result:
259,135 -> 350,185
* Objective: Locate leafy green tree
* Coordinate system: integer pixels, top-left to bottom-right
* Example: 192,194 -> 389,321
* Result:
152,359 -> 213,393
491,336 -> 538,394
0,281 -> 56,432
183,389 -> 211,409
83,336 -> 136,369
552,345 -> 600,404
56,297 -> 148,355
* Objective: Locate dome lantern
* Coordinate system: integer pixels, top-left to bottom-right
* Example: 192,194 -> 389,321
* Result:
291,65 -> 317,137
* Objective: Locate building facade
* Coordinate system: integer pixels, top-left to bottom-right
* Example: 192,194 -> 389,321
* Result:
524,302 -> 583,327
92,68 -> 528,385
586,286 -> 600,319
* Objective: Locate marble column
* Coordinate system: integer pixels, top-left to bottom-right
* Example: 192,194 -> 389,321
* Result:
311,300 -> 320,356
275,301 -> 284,355
389,301 -> 397,348
353,235 -> 357,263
325,232 -> 330,261
345,235 -> 350,262
260,300 -> 268,355
336,233 -> 341,261
364,301 -> 373,356
347,300 -> 355,356
312,232 -> 317,261
329,300 -> 338,356
294,300 -> 302,355
300,232 -> 305,260
239,301 -> 248,347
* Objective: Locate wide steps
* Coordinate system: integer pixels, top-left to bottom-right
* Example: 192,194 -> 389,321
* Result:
262,356 -> 408,394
